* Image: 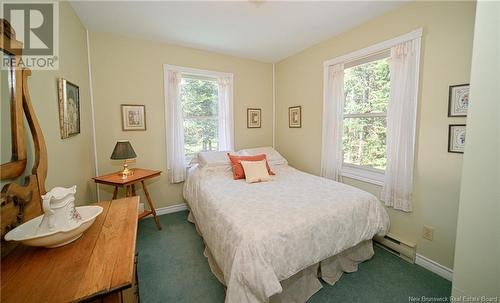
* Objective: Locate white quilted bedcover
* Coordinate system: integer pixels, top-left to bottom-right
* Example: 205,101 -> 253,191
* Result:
183,164 -> 389,303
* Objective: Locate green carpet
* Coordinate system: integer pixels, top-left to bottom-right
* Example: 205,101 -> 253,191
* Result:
137,211 -> 451,303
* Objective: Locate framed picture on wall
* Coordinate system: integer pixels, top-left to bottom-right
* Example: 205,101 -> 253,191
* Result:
448,124 -> 466,153
58,78 -> 80,139
121,104 -> 146,131
247,108 -> 261,128
289,106 -> 302,128
448,84 -> 469,117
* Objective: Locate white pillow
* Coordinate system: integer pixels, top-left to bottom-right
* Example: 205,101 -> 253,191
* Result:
197,151 -> 232,168
238,147 -> 288,165
240,160 -> 271,183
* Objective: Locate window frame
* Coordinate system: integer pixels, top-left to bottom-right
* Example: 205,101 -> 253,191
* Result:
322,28 -> 423,186
163,64 -> 233,163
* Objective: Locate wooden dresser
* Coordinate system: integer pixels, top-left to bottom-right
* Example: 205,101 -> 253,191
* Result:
1,197 -> 140,303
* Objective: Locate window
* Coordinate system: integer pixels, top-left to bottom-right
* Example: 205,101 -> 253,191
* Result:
180,75 -> 219,162
164,64 -> 233,183
322,29 -> 421,206
343,55 -> 390,171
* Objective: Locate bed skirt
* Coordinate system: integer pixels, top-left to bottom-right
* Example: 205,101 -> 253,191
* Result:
187,211 -> 374,303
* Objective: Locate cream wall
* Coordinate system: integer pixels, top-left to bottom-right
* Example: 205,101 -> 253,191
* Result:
1,2 -> 96,205
275,1 -> 476,269
89,32 -> 273,207
452,1 -> 499,297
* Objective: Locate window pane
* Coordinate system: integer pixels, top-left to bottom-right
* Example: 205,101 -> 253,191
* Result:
344,57 -> 390,114
184,118 -> 218,162
181,78 -> 218,118
342,117 -> 387,170
180,77 -> 219,161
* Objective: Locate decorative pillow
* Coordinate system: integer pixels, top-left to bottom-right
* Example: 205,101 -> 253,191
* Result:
197,151 -> 232,168
227,153 -> 275,180
240,160 -> 271,183
238,147 -> 288,166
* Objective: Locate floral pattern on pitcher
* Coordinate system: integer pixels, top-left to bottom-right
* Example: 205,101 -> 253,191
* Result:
70,206 -> 82,221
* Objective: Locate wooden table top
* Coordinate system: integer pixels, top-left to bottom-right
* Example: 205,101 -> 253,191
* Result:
92,168 -> 161,186
1,197 -> 139,303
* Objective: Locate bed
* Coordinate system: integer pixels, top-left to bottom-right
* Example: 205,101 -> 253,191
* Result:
183,148 -> 389,303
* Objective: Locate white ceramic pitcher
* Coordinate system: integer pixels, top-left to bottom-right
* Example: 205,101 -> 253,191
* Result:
40,186 -> 82,232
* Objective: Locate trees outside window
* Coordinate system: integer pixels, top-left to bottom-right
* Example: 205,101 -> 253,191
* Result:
343,57 -> 390,171
180,77 -> 219,162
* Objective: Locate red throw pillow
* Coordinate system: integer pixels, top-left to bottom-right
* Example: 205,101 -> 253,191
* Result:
227,153 -> 275,180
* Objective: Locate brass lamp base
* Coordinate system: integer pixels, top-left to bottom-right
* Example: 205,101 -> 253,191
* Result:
120,161 -> 135,179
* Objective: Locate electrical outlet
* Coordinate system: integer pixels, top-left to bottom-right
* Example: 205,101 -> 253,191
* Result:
422,225 -> 434,241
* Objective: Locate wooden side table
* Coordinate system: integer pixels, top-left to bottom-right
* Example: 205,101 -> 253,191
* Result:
93,168 -> 162,230
1,197 -> 139,303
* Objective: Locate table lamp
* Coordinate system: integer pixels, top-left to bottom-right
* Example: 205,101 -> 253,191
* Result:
110,140 -> 137,179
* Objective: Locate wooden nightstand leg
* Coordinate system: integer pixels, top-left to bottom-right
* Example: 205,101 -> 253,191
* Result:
131,184 -> 136,196
112,186 -> 118,200
125,186 -> 131,197
141,180 -> 162,230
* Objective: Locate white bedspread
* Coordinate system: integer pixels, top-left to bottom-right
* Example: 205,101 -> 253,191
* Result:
183,164 -> 389,303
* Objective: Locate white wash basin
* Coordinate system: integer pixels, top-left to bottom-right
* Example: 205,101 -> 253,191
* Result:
4,206 -> 103,248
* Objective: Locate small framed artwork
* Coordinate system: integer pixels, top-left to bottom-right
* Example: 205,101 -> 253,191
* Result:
247,108 -> 261,128
58,78 -> 80,139
121,104 -> 146,131
448,84 -> 469,117
448,124 -> 466,153
289,106 -> 302,128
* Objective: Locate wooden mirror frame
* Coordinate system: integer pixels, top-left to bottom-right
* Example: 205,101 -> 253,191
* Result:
1,19 -> 48,256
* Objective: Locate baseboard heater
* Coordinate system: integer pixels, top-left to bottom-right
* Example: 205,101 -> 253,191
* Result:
373,233 -> 416,263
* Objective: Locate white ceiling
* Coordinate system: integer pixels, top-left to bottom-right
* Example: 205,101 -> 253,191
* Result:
70,1 -> 407,63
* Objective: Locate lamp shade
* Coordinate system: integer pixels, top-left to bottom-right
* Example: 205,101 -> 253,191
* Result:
110,140 -> 137,160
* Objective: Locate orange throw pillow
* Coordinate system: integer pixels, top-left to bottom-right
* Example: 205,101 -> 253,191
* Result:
227,153 -> 275,180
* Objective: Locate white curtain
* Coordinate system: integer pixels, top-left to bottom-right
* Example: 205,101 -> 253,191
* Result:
381,38 -> 420,212
320,63 -> 345,181
217,77 -> 234,151
165,70 -> 186,183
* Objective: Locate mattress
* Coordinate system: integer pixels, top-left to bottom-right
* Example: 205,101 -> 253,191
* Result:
183,164 -> 389,303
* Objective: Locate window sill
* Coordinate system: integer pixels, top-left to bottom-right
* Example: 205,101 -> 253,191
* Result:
341,164 -> 385,186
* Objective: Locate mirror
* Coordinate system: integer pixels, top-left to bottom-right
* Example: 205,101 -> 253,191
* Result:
1,50 -> 14,165
0,22 -> 27,181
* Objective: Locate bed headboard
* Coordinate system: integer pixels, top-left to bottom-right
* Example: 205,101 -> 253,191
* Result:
1,19 -> 48,257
